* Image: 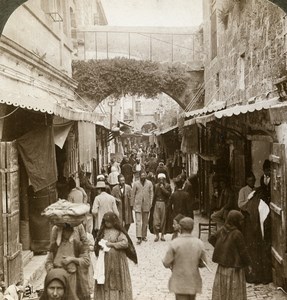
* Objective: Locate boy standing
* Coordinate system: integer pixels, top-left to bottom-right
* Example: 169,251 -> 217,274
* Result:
163,217 -> 206,300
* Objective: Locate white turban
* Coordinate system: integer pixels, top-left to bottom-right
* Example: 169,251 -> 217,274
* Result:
157,173 -> 166,179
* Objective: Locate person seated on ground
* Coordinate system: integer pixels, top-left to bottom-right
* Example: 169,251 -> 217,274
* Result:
238,172 -> 256,209
211,176 -> 236,227
45,224 -> 90,300
172,214 -> 185,240
67,177 -> 87,204
163,217 -> 207,300
40,269 -> 77,300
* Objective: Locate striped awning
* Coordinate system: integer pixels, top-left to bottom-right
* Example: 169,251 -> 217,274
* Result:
0,90 -> 99,123
184,97 -> 280,127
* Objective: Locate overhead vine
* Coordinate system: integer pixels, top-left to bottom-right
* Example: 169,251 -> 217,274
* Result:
72,57 -> 189,104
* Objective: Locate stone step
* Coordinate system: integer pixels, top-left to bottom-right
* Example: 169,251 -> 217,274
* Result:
23,254 -> 47,287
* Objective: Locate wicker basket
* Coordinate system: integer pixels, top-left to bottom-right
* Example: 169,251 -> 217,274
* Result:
48,214 -> 86,227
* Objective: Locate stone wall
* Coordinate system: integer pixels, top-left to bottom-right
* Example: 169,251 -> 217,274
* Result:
203,0 -> 286,106
2,0 -> 75,75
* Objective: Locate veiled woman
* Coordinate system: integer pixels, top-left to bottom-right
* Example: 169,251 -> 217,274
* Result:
45,223 -> 90,300
94,212 -> 137,300
209,210 -> 251,300
40,269 -> 77,300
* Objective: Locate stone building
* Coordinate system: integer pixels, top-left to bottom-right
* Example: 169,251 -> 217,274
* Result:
0,0 -> 108,286
183,0 -> 287,288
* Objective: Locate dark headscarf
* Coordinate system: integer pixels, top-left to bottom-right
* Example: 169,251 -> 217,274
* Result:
225,210 -> 244,230
219,210 -> 244,241
40,269 -> 77,300
95,212 -> 138,264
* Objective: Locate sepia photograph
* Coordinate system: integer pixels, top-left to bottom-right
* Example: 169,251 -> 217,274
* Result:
0,0 -> 287,299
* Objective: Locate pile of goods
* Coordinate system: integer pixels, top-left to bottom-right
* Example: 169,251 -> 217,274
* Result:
42,199 -> 90,227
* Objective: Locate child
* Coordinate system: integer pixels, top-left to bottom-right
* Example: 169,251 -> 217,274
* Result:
163,217 -> 207,300
172,214 -> 185,240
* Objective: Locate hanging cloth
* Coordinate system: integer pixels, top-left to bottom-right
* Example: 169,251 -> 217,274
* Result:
17,125 -> 57,192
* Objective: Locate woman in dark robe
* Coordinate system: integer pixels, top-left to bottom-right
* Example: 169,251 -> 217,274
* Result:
40,268 -> 77,300
209,210 -> 251,300
241,186 -> 272,284
94,212 -> 137,300
45,224 -> 91,300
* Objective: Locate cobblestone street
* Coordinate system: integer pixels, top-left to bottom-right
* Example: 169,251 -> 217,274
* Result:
31,211 -> 287,299
128,212 -> 287,300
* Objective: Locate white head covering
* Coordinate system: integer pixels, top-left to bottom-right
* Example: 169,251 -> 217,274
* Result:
157,173 -> 166,179
97,174 -> 105,181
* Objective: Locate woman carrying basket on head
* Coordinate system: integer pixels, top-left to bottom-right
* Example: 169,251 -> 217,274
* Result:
45,222 -> 91,300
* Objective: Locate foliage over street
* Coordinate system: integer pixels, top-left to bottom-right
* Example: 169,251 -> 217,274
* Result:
72,57 -> 189,103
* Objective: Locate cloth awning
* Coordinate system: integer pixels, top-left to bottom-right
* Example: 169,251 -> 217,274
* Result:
0,90 -> 99,123
184,97 -> 280,127
156,125 -> 178,136
185,101 -> 226,118
214,97 -> 280,119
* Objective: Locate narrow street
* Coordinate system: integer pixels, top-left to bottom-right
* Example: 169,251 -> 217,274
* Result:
128,212 -> 287,300
30,211 -> 287,300
2,1 -> 287,299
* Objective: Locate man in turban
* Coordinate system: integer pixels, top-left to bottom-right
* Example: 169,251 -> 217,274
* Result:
153,173 -> 172,242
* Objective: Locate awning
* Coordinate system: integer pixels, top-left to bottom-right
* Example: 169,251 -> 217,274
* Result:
185,101 -> 226,118
156,125 -> 178,136
185,97 -> 280,127
0,90 -> 99,123
214,97 -> 280,119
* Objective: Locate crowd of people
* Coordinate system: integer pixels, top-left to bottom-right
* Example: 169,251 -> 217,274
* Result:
38,147 -> 274,300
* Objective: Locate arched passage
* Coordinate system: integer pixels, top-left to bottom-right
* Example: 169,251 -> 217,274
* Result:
72,57 -> 203,109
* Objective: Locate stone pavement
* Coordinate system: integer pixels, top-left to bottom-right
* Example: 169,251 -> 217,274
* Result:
31,212 -> 287,299
128,212 -> 287,300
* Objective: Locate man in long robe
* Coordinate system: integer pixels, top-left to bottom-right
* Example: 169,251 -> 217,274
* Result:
111,174 -> 134,231
241,186 -> 272,284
